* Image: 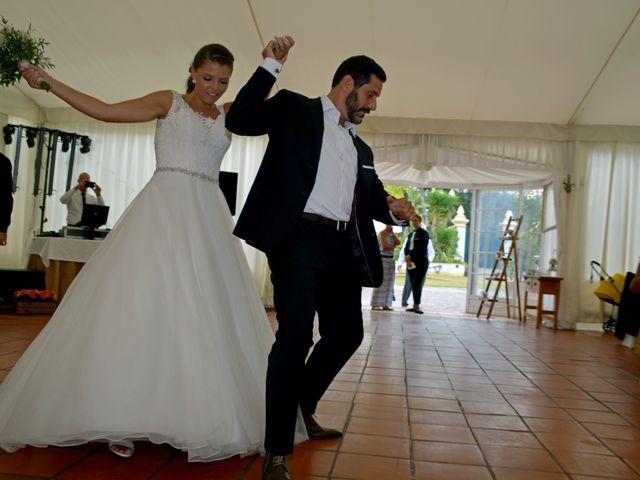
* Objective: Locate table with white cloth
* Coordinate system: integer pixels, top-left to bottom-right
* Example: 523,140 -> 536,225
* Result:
27,237 -> 103,300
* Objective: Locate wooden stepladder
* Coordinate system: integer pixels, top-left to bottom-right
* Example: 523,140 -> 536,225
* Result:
476,215 -> 523,321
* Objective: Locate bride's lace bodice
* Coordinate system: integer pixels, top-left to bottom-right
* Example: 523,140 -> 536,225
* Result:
154,91 -> 231,179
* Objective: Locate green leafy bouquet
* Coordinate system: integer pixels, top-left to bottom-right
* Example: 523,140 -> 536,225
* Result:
0,16 -> 54,90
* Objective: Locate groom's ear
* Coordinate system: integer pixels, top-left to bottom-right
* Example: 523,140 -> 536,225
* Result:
341,75 -> 355,94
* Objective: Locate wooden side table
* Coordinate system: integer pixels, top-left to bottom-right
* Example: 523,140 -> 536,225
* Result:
523,275 -> 563,329
27,255 -> 86,301
26,236 -> 102,301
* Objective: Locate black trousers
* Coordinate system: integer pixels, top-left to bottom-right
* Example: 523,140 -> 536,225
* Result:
408,260 -> 429,305
264,219 -> 364,454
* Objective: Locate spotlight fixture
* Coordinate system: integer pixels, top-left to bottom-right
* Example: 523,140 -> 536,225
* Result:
2,125 -> 15,145
79,135 -> 91,154
60,134 -> 71,152
25,128 -> 38,148
25,129 -> 37,148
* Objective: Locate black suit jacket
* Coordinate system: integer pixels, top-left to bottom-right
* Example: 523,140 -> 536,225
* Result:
405,227 -> 429,266
226,67 -> 395,287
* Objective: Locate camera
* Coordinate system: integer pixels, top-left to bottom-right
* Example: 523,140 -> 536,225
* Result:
84,181 -> 96,188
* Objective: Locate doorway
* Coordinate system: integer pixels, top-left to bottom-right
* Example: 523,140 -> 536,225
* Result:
466,188 -> 543,317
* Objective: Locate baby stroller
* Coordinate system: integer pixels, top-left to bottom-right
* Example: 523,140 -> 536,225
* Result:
590,261 -> 625,333
590,261 -> 640,341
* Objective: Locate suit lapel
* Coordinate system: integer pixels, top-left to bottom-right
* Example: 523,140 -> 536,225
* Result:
309,98 -> 323,162
351,135 -> 365,172
352,136 -> 374,198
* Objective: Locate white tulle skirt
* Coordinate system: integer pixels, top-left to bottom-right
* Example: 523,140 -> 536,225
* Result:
0,171 -> 304,461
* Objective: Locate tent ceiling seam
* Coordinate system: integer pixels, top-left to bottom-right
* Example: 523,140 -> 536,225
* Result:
567,7 -> 640,126
246,0 -> 265,48
246,0 -> 279,93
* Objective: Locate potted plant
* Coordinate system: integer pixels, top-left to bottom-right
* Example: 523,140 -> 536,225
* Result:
14,289 -> 58,314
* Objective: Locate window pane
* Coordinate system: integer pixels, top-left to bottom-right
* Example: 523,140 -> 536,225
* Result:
543,184 -> 556,230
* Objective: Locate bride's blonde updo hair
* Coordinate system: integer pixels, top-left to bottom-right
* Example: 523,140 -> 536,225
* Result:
186,44 -> 234,93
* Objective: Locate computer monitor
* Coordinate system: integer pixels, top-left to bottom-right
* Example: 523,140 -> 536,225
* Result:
79,204 -> 109,229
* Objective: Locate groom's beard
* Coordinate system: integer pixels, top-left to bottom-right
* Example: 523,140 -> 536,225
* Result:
346,89 -> 370,125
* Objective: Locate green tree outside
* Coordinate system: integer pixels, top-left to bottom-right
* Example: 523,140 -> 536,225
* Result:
425,190 -> 459,262
385,185 -> 462,263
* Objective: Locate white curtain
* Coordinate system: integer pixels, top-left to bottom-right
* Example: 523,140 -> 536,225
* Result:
361,133 -> 561,189
563,142 -> 640,326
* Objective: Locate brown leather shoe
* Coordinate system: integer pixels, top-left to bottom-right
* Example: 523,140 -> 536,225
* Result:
303,414 -> 343,439
262,454 -> 291,480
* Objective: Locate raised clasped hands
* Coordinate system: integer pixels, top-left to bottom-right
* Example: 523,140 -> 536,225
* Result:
17,61 -> 52,90
387,196 -> 415,221
262,35 -> 295,64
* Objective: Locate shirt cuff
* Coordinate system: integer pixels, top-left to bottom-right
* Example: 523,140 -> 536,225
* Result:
389,210 -> 405,225
260,58 -> 283,78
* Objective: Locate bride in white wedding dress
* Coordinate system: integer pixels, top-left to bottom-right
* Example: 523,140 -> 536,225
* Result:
0,41 -> 303,462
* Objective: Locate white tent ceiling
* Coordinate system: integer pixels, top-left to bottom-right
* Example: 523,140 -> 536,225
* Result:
1,0 -> 640,127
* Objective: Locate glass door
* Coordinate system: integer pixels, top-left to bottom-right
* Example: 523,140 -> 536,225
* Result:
466,188 -> 543,317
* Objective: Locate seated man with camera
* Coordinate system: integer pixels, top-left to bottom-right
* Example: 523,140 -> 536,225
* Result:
60,172 -> 105,226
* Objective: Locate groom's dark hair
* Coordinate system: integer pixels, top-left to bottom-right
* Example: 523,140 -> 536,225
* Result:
331,55 -> 386,88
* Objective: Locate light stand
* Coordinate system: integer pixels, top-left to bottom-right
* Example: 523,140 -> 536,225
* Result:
3,123 -> 92,234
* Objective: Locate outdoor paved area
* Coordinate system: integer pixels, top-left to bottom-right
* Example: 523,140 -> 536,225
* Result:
362,285 -> 468,315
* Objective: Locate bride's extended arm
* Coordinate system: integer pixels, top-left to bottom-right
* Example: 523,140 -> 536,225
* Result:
18,62 -> 171,123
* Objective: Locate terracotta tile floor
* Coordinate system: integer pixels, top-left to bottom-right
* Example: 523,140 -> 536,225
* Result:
2,310 -> 640,479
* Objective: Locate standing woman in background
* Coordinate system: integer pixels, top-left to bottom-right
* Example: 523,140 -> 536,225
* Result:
370,224 -> 400,311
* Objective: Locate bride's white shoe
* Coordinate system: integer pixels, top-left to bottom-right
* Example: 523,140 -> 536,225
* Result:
108,440 -> 134,458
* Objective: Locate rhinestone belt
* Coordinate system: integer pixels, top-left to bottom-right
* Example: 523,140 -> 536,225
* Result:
155,166 -> 218,184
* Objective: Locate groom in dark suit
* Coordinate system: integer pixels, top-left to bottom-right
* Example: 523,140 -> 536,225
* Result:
226,36 -> 414,480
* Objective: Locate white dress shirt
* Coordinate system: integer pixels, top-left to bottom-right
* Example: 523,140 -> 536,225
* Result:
399,229 -> 435,264
59,188 -> 105,225
261,58 -> 394,224
303,96 -> 358,221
